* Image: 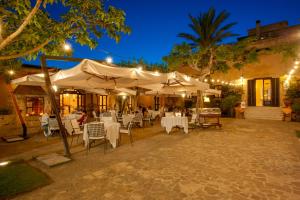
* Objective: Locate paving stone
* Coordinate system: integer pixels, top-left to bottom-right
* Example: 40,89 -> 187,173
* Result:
36,153 -> 71,167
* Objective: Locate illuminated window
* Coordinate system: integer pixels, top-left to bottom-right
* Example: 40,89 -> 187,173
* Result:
98,95 -> 107,111
26,97 -> 44,115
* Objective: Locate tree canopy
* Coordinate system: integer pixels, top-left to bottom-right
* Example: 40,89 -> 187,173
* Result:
0,0 -> 131,62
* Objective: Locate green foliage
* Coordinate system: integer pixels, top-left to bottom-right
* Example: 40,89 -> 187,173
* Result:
118,59 -> 168,72
285,85 -> 300,99
178,7 -> 238,49
292,103 -> 300,113
220,94 -> 241,112
0,0 -> 131,60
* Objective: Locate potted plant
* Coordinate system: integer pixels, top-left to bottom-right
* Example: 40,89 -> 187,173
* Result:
221,94 -> 241,117
292,102 -> 300,121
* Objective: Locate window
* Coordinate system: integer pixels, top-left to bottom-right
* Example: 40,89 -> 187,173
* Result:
26,97 -> 44,115
98,95 -> 107,111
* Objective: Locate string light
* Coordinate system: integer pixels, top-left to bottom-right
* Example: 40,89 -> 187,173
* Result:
63,42 -> 72,51
105,56 -> 113,64
7,70 -> 14,75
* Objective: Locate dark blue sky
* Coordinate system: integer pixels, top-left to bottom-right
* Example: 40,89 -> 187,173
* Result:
26,0 -> 300,68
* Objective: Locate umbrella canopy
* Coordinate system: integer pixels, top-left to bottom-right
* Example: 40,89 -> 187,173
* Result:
51,59 -> 167,89
11,73 -> 45,86
11,59 -> 209,93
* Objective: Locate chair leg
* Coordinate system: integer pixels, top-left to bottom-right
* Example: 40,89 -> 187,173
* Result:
70,135 -> 74,147
119,133 -> 122,146
104,138 -> 107,154
76,134 -> 80,144
129,133 -> 133,146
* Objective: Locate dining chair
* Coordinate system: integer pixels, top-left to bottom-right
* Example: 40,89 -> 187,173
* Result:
92,111 -> 100,122
119,121 -> 133,146
86,122 -> 107,153
70,119 -> 83,146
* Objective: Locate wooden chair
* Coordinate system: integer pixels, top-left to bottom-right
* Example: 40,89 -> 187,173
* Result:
86,122 -> 107,153
143,112 -> 152,127
119,121 -> 133,146
70,119 -> 83,146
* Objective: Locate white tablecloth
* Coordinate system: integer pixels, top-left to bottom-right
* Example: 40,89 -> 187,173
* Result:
161,116 -> 188,134
148,110 -> 160,119
122,114 -> 135,126
83,122 -> 120,148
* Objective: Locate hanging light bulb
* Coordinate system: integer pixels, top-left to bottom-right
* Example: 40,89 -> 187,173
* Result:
63,42 -> 72,51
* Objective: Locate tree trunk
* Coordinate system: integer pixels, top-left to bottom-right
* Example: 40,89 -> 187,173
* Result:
6,84 -> 27,138
41,55 -> 71,157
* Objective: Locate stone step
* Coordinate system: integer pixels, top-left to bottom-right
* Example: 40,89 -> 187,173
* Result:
245,106 -> 282,120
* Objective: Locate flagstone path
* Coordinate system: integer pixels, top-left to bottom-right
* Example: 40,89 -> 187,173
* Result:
13,119 -> 300,200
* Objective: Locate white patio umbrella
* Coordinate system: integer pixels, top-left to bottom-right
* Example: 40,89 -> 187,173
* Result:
51,59 -> 168,89
11,73 -> 45,86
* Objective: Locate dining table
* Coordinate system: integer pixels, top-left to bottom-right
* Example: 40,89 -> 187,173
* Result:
161,116 -> 188,134
83,121 -> 120,148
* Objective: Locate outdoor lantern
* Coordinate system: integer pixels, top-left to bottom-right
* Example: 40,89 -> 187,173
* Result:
204,96 -> 210,102
122,95 -> 126,99
52,85 -> 58,92
181,93 -> 186,98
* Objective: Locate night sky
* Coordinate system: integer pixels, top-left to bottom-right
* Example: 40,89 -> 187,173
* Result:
26,0 -> 300,68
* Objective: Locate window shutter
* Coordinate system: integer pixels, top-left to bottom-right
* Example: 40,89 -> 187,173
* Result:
271,78 -> 280,107
247,80 -> 256,106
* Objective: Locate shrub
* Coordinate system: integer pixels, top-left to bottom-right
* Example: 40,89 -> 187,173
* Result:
221,94 -> 241,117
292,103 -> 300,113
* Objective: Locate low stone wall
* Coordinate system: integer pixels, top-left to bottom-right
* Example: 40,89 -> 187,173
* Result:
0,114 -> 21,137
0,114 -> 42,137
24,115 -> 42,134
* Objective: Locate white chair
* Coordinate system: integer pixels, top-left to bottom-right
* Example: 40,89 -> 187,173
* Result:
101,116 -> 113,123
119,121 -> 133,146
70,119 -> 83,146
92,111 -> 100,122
143,112 -> 152,127
48,117 -> 60,137
188,113 -> 198,130
86,122 -> 107,153
132,113 -> 143,127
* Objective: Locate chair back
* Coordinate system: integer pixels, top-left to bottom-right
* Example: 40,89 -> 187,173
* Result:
92,111 -> 97,118
102,116 -> 113,121
133,113 -> 143,121
190,114 -> 197,123
87,122 -> 105,138
70,119 -> 81,134
49,118 -> 59,130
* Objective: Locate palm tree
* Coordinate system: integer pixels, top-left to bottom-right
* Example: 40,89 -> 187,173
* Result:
178,7 -> 237,78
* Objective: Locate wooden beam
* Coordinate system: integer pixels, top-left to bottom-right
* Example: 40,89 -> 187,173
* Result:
41,55 -> 71,157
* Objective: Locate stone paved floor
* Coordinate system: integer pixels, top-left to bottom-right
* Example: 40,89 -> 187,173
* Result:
12,119 -> 300,200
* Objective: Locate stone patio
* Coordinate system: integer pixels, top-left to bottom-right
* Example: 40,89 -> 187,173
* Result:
8,119 -> 300,199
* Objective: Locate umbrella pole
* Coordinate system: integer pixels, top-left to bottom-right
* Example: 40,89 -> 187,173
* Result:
41,55 -> 71,157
